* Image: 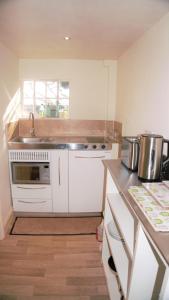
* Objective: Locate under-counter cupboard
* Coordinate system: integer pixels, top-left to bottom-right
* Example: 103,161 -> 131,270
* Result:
69,150 -> 112,212
8,146 -> 118,213
102,159 -> 169,300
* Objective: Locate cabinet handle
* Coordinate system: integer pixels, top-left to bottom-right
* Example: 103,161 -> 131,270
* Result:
75,156 -> 106,159
58,157 -> 61,185
18,200 -> 47,204
17,186 -> 47,190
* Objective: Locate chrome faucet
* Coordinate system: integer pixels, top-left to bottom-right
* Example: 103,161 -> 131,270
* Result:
29,112 -> 35,137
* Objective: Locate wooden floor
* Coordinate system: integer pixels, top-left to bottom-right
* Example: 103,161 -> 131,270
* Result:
0,233 -> 109,300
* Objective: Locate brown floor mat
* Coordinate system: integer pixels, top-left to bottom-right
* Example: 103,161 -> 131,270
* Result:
10,216 -> 102,236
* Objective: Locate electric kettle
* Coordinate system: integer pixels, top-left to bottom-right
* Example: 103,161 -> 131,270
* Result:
138,134 -> 169,181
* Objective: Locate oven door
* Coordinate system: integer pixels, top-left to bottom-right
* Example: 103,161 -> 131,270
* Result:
11,162 -> 50,184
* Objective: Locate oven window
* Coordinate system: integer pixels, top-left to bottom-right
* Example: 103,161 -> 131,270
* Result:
15,166 -> 40,181
11,162 -> 50,184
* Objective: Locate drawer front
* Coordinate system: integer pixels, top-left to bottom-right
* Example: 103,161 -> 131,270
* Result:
13,198 -> 52,212
11,184 -> 51,199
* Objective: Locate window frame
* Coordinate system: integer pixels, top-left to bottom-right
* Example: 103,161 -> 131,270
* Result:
21,79 -> 70,119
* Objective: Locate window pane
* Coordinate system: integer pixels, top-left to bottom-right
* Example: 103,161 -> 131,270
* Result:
59,81 -> 69,98
35,99 -> 46,117
35,99 -> 59,118
22,80 -> 69,119
46,104 -> 59,118
23,105 -> 34,115
47,81 -> 58,98
35,81 -> 46,98
23,97 -> 33,105
58,100 -> 69,119
23,81 -> 34,98
59,98 -> 69,106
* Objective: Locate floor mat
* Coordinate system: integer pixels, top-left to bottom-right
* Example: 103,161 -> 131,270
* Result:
10,216 -> 102,236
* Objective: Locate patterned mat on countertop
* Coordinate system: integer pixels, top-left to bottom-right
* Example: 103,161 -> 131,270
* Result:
128,185 -> 169,232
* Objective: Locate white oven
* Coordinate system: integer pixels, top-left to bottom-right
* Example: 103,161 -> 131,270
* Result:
8,150 -> 52,212
8,150 -> 51,185
11,162 -> 50,184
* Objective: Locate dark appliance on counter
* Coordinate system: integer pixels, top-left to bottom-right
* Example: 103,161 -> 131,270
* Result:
121,137 -> 139,171
138,134 -> 169,182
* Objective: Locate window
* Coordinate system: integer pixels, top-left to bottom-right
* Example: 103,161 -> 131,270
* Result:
22,80 -> 69,118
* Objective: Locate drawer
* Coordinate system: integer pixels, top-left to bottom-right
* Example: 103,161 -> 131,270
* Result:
11,184 -> 51,199
107,193 -> 135,256
13,197 -> 52,212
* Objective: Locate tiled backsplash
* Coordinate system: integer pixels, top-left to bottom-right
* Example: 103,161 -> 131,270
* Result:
7,119 -> 122,140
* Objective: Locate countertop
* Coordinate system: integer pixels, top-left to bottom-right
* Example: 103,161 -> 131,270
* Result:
103,159 -> 169,266
8,135 -> 120,150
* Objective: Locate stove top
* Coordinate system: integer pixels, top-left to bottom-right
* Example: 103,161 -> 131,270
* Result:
69,136 -> 112,150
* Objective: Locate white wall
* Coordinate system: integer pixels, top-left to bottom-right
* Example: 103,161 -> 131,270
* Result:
0,42 -> 19,236
19,59 -> 117,120
116,12 -> 169,138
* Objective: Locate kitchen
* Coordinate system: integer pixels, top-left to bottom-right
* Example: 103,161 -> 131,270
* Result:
1,0 -> 169,299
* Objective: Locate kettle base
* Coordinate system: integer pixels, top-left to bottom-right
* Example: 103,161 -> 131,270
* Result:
138,176 -> 162,183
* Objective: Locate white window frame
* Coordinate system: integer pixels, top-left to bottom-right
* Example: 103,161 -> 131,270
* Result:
21,79 -> 70,119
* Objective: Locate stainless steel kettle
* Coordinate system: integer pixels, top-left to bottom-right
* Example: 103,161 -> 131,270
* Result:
138,134 -> 169,181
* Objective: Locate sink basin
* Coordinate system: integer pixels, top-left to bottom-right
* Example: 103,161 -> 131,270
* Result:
12,137 -> 44,143
8,136 -> 67,149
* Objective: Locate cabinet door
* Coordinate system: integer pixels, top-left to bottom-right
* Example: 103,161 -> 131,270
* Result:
69,150 -> 112,213
128,224 -> 165,300
51,150 -> 68,212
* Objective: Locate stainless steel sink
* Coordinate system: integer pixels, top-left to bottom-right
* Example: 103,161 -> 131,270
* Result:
12,137 -> 44,143
8,136 -> 67,149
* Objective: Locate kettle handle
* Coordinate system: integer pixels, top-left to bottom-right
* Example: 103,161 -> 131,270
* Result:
163,139 -> 169,162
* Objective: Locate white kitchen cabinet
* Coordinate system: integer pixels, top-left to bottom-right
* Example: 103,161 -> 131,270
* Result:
128,224 -> 164,300
50,150 -> 68,213
69,150 -> 112,213
107,192 -> 135,256
103,165 -> 167,300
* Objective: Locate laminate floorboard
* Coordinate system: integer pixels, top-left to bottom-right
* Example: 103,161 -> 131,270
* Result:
0,234 -> 110,300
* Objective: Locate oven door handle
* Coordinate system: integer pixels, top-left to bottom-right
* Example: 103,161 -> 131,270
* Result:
75,156 -> 106,159
18,200 -> 47,204
16,186 -> 47,190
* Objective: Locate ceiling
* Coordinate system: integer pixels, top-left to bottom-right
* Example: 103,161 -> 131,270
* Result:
0,0 -> 169,59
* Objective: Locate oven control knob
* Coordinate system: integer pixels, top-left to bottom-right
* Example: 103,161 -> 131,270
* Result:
84,145 -> 88,149
101,144 -> 106,149
93,145 -> 97,149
